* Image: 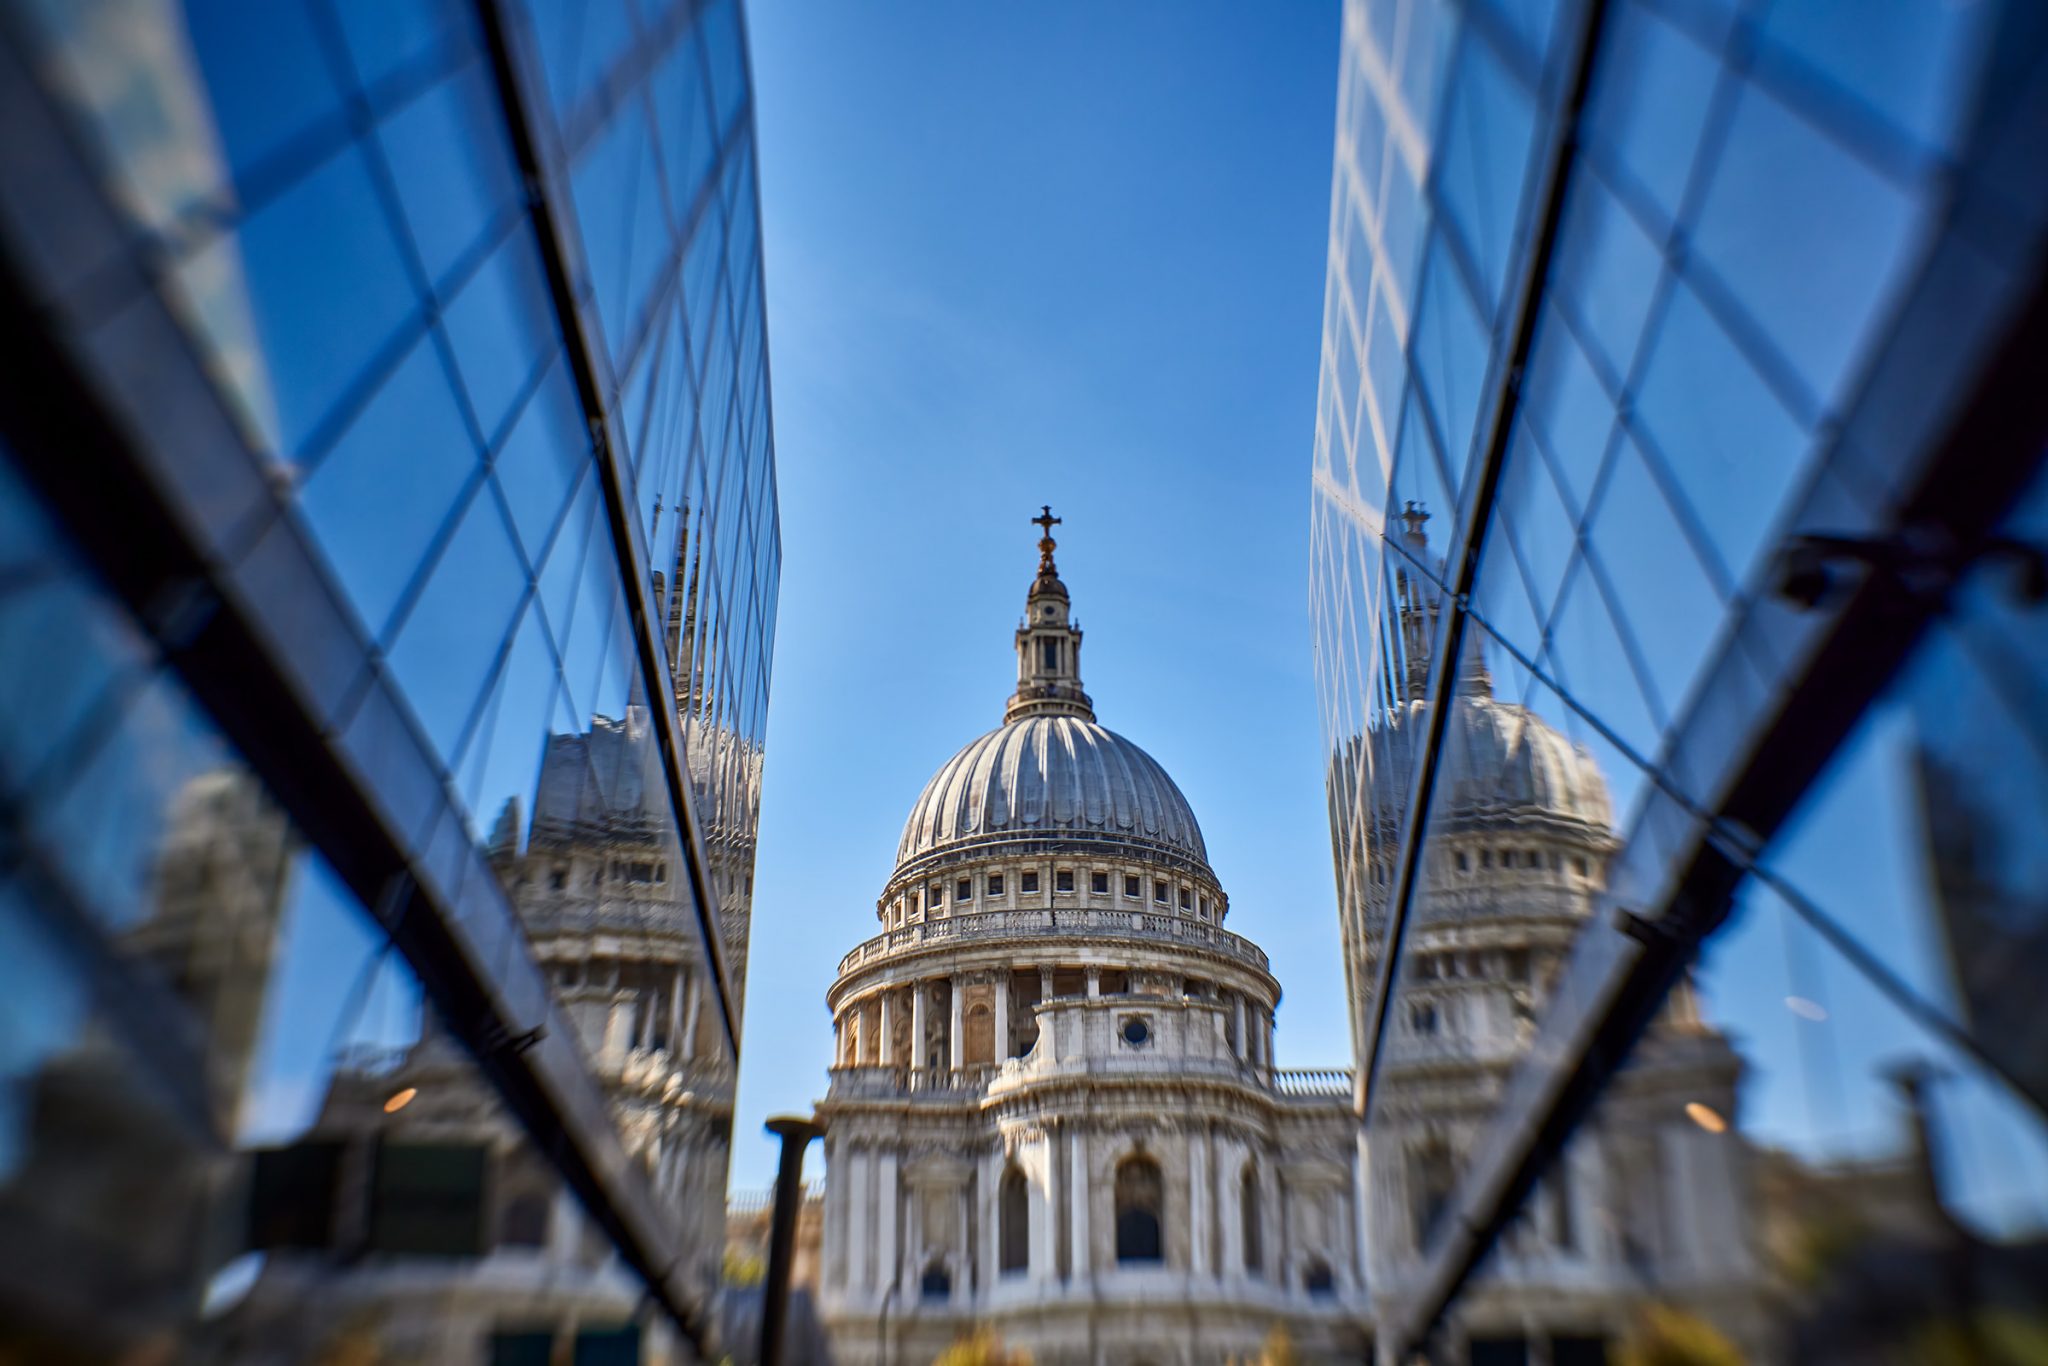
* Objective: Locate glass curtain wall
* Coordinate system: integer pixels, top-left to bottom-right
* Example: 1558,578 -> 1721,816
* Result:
0,0 -> 776,1359
1311,0 -> 2048,1360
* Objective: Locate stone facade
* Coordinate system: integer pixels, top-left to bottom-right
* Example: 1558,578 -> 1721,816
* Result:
814,518 -> 1369,1364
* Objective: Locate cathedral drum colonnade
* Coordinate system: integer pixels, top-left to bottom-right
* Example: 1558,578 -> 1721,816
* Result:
812,513 -> 1368,1365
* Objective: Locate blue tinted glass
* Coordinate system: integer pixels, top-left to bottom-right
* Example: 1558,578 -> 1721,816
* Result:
651,30 -> 719,226
1544,556 -> 1661,761
570,107 -> 667,366
1435,35 -> 1536,314
1757,0 -> 1994,155
1632,282 -> 1811,592
238,854 -> 424,1142
1380,165 -> 1428,318
378,60 -> 521,290
386,482 -> 528,759
1520,308 -> 1616,517
1585,1 -> 1719,229
445,223 -> 560,447
1410,244 -> 1489,494
493,359 -> 590,566
0,568 -> 148,793
297,333 -> 482,639
180,0 -> 344,183
1691,81 -> 1926,418
34,673 -> 224,931
455,597 -> 559,851
333,0 -> 473,92
1552,170 -> 1663,391
1496,426 -> 1578,630
699,0 -> 747,132
1585,435 -> 1726,722
1398,0 -> 1453,135
235,145 -> 419,458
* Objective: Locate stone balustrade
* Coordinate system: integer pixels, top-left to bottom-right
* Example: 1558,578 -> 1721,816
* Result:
1270,1067 -> 1355,1097
826,1063 -> 995,1100
836,907 -> 1271,979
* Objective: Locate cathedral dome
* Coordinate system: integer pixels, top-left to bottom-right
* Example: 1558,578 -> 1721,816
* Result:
1369,693 -> 1612,833
896,715 -> 1208,871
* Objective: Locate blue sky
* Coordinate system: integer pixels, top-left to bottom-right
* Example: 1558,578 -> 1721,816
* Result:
728,3 -> 1346,1189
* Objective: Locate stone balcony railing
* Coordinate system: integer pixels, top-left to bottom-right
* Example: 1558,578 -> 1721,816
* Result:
1270,1067 -> 1355,1098
836,907 -> 1271,978
826,1063 -> 998,1101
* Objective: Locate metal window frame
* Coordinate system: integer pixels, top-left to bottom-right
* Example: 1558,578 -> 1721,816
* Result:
1363,0 -> 2048,1354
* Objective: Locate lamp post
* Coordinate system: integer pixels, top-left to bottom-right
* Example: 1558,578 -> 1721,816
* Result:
760,1114 -> 822,1366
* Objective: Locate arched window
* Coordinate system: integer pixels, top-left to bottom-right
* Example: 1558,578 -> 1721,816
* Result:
965,1001 -> 994,1064
999,1165 -> 1029,1274
1114,1155 -> 1163,1264
920,1259 -> 951,1300
500,1192 -> 550,1249
1304,1256 -> 1335,1296
1240,1163 -> 1262,1275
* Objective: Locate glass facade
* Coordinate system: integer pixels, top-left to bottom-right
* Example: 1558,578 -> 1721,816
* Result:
1312,0 -> 2048,1359
0,0 -> 774,1359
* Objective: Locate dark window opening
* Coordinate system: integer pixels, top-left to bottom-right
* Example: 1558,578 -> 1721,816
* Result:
549,868 -> 567,890
987,874 -> 1005,896
1124,875 -> 1141,898
1021,871 -> 1039,893
957,878 -> 973,901
999,1166 -> 1029,1274
921,1260 -> 951,1300
500,1192 -> 551,1249
1304,1257 -> 1335,1296
1041,639 -> 1059,670
1178,886 -> 1192,909
1091,871 -> 1110,894
1114,1156 -> 1164,1264
1055,869 -> 1074,892
1153,880 -> 1169,904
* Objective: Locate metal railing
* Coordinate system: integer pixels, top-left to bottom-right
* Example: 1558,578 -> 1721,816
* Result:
836,907 -> 1270,977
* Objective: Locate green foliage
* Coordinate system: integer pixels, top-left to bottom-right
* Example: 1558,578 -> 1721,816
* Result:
1614,1305 -> 1745,1366
934,1327 -> 1030,1365
721,1248 -> 765,1287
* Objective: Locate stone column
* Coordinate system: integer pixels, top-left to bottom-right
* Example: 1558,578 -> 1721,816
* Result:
1069,1125 -> 1090,1281
1190,1127 -> 1212,1276
1024,1130 -> 1056,1286
878,989 -> 896,1066
950,976 -> 967,1072
910,978 -> 928,1076
669,964 -> 686,1053
1232,993 -> 1247,1060
680,969 -> 700,1059
994,971 -> 1011,1060
1043,1124 -> 1065,1284
845,1146 -> 870,1297
981,1147 -> 1002,1295
877,1149 -> 900,1298
1085,966 -> 1101,998
1039,964 -> 1054,1000
603,993 -> 636,1063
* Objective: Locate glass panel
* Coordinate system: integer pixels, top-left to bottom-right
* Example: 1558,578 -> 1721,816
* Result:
377,58 -> 523,291
295,331 -> 483,641
233,144 -> 421,460
1583,0 -> 1720,230
1435,32 -> 1537,316
1690,78 -> 1928,419
1631,280 -> 1812,595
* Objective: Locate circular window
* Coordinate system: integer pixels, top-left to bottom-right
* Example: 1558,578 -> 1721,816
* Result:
1120,1017 -> 1151,1048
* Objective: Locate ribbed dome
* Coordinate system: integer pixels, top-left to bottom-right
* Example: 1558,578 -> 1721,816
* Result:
897,716 -> 1208,870
1370,695 -> 1612,831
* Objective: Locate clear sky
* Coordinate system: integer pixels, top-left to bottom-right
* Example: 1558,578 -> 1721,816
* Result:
727,3 -> 1346,1190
